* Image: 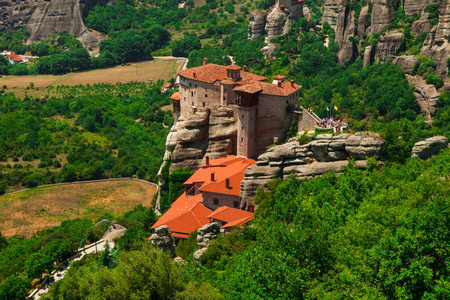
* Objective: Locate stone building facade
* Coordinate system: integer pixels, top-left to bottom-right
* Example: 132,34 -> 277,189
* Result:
176,60 -> 301,159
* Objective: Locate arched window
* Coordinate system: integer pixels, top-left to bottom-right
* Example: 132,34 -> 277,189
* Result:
213,199 -> 219,205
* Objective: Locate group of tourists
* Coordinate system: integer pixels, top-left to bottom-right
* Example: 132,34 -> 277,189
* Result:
317,117 -> 346,132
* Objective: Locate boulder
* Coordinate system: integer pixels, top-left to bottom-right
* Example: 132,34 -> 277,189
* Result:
193,247 -> 208,261
183,111 -> 209,128
197,222 -> 221,247
411,136 -> 449,159
248,10 -> 267,40
151,225 -> 175,256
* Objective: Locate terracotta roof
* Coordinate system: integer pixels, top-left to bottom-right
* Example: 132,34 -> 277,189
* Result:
273,75 -> 286,81
206,206 -> 254,223
227,64 -> 242,70
233,80 -> 301,97
177,64 -> 267,85
221,215 -> 254,229
170,91 -> 180,101
6,54 -> 20,59
184,155 -> 256,197
220,79 -> 236,85
151,193 -> 212,236
233,83 -> 263,94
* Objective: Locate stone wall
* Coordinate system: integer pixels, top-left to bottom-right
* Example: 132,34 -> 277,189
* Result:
240,132 -> 384,208
179,78 -> 221,120
203,191 -> 240,211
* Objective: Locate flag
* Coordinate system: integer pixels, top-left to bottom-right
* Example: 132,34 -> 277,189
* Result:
326,106 -> 329,111
334,105 -> 338,111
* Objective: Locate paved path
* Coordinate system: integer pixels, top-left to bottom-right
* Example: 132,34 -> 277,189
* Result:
30,226 -> 125,299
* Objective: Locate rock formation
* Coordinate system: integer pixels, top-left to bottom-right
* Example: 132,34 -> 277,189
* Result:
412,13 -> 431,38
371,0 -> 395,34
411,136 -> 449,159
248,10 -> 267,40
422,0 -> 450,81
374,32 -> 404,64
322,0 -> 347,47
403,0 -> 438,17
0,0 -> 107,48
196,222 -> 220,248
193,247 -> 208,261
240,133 -> 384,208
406,75 -> 439,123
393,55 -> 419,74
170,108 -> 237,171
26,0 -> 102,47
265,6 -> 289,44
150,225 -> 175,256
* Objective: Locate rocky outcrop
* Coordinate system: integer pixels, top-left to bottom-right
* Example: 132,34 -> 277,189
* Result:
412,13 -> 431,38
374,32 -> 403,64
322,0 -> 347,47
193,247 -> 208,261
240,133 -> 384,207
403,0 -> 438,17
248,10 -> 267,40
407,75 -> 439,123
357,6 -> 370,39
371,0 -> 395,34
265,7 -> 289,44
0,0 -> 105,48
422,0 -> 450,80
170,108 -> 236,171
411,136 -> 449,159
337,13 -> 356,65
151,225 -> 175,256
393,55 -> 419,74
363,45 -> 374,68
197,222 -> 220,248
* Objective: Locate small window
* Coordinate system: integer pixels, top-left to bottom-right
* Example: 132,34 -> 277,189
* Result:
190,83 -> 192,87
241,138 -> 244,142
191,91 -> 193,97
192,101 -> 194,106
203,102 -> 205,107
205,94 -> 208,98
242,115 -> 244,118
234,201 -> 239,208
214,199 -> 219,205
241,126 -> 244,130
195,84 -> 197,88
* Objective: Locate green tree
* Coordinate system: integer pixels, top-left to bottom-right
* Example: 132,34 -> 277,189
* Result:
25,252 -> 53,279
0,276 -> 29,300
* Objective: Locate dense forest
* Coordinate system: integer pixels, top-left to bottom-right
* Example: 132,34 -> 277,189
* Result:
0,81 -> 173,194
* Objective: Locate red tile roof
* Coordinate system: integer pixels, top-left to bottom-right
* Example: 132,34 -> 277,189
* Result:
151,193 -> 212,236
227,64 -> 242,70
206,206 -> 254,223
178,64 -> 267,85
221,215 -> 254,229
178,64 -> 300,97
233,81 -> 301,97
185,155 -> 256,196
170,91 -> 180,101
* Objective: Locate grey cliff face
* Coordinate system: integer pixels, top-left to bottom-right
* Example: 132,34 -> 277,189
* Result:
0,0 -> 107,48
170,108 -> 237,172
248,10 -> 266,41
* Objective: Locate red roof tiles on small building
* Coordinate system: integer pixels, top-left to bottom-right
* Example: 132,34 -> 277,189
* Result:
221,215 -> 254,229
170,91 -> 180,101
206,206 -> 254,224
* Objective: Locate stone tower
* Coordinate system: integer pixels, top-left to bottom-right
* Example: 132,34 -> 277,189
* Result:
237,105 -> 258,158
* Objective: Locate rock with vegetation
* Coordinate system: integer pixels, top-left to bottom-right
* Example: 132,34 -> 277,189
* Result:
240,133 -> 384,208
411,136 -> 449,159
374,32 -> 404,64
150,225 -> 175,256
197,222 -> 221,247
